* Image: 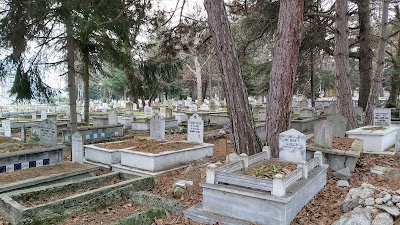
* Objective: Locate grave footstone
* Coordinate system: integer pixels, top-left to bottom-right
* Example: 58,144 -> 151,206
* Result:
150,113 -> 165,140
40,110 -> 47,120
373,108 -> 391,126
327,114 -> 348,138
2,120 -> 11,137
72,131 -> 84,163
279,129 -> 306,163
314,120 -> 334,149
33,119 -> 57,145
187,113 -> 204,144
108,110 -> 118,125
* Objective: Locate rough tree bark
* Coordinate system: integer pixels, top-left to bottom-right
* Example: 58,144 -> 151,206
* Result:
356,0 -> 373,110
364,0 -> 389,125
386,5 -> 400,107
310,50 -> 315,107
204,0 -> 261,155
82,48 -> 90,123
334,0 -> 357,129
266,0 -> 304,157
67,26 -> 77,134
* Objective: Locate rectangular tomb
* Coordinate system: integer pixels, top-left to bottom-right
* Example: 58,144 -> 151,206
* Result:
346,126 -> 398,153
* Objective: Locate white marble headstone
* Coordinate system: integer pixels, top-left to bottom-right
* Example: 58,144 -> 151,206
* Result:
32,113 -> 37,120
144,106 -> 153,116
72,131 -> 84,163
279,129 -> 306,163
108,110 -> 118,125
41,110 -> 47,120
126,101 -> 133,115
187,113 -> 204,143
76,114 -> 82,123
150,113 -> 165,140
189,104 -> 198,112
2,120 -> 11,137
373,108 -> 391,126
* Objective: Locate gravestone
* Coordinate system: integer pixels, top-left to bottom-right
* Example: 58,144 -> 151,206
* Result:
300,108 -> 314,118
40,110 -> 47,120
144,105 -> 153,116
32,113 -> 37,120
76,114 -> 82,123
72,131 -> 84,163
300,99 -> 308,108
396,129 -> 400,154
165,108 -> 173,118
108,110 -> 118,125
150,113 -> 165,140
279,129 -> 306,163
292,107 -> 302,116
187,113 -> 204,143
21,125 -> 26,143
126,101 -> 133,115
159,107 -> 166,117
324,103 -> 336,115
354,106 -> 363,119
373,108 -> 391,126
199,103 -> 210,111
327,114 -> 348,137
189,104 -> 198,112
313,120 -> 334,149
33,119 -> 57,145
2,120 -> 11,137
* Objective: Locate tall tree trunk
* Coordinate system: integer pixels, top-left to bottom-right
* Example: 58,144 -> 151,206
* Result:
387,81 -> 398,107
204,0 -> 261,155
365,0 -> 389,125
310,50 -> 315,107
67,26 -> 77,133
194,56 -> 203,105
125,47 -> 139,103
357,0 -> 373,110
82,49 -> 90,123
387,5 -> 400,108
266,0 -> 304,157
334,0 -> 357,129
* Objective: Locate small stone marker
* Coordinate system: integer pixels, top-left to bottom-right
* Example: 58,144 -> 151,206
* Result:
258,109 -> 266,121
34,119 -> 57,145
314,120 -> 334,149
189,104 -> 198,112
21,125 -> 26,143
76,114 -> 82,123
150,113 -> 165,140
126,101 -> 133,115
2,120 -> 11,137
108,110 -> 118,125
373,108 -> 391,126
300,99 -> 308,108
32,113 -> 37,120
279,129 -> 306,163
300,108 -> 314,118
40,110 -> 47,120
72,131 -> 84,163
327,114 -> 348,138
144,105 -> 153,116
226,152 -> 241,163
187,113 -> 204,143
218,139 -> 228,156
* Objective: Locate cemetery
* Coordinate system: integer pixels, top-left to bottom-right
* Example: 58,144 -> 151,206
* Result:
0,0 -> 400,225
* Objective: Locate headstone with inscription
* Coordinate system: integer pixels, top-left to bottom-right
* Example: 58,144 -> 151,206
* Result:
327,114 -> 348,137
187,113 -> 204,143
314,120 -> 334,149
34,119 -> 57,145
41,110 -> 47,120
144,106 -> 153,116
2,120 -> 11,137
126,102 -> 133,115
279,129 -> 306,163
150,113 -> 165,140
108,110 -> 118,125
373,108 -> 391,126
72,131 -> 84,163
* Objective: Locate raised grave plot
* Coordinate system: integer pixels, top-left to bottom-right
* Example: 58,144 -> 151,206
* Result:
0,173 -> 154,225
0,144 -> 65,173
131,119 -> 178,131
306,136 -> 363,172
0,162 -> 99,194
184,150 -> 328,225
60,124 -> 124,143
346,126 -> 398,153
290,116 -> 323,132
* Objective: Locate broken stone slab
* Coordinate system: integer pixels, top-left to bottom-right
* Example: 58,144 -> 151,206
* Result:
172,180 -> 193,189
337,180 -> 349,187
392,195 -> 400,203
333,167 -> 352,180
375,205 -> 400,217
341,198 -> 360,213
372,212 -> 394,225
332,207 -> 372,225
370,165 -> 393,175
225,152 -> 241,163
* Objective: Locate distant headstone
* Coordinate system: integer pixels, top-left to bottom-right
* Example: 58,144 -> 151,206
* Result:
21,125 -> 26,143
373,108 -> 391,126
226,152 -> 241,163
396,129 -> 400,154
258,108 -> 266,121
150,113 -> 165,140
189,104 -> 198,112
32,113 -> 37,120
300,99 -> 308,108
126,101 -> 133,115
76,114 -> 82,123
108,110 -> 118,125
292,107 -> 302,116
72,131 -> 84,163
32,119 -> 57,145
41,110 -> 47,120
199,103 -> 210,111
279,129 -> 306,163
327,114 -> 348,137
159,107 -> 166,117
144,106 -> 153,116
354,106 -> 363,119
314,120 -> 334,149
165,108 -> 173,118
187,113 -> 204,143
2,120 -> 11,137
300,108 -> 314,118
324,103 -> 336,115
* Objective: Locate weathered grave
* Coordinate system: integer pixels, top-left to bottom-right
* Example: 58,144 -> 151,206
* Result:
187,114 -> 204,144
40,110 -> 47,120
258,108 -> 266,121
150,113 -> 165,140
72,132 -> 84,163
300,99 -> 308,108
144,105 -> 153,116
189,104 -> 198,112
21,125 -> 26,143
300,108 -> 314,118
32,119 -> 57,145
279,128 -> 306,162
126,101 -> 133,115
76,113 -> 82,123
314,120 -> 334,149
108,110 -> 118,125
324,103 -> 336,115
373,108 -> 391,126
327,114 -> 348,137
2,120 -> 11,137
